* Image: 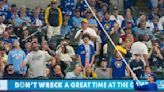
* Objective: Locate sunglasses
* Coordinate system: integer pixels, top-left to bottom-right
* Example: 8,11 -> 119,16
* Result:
51,2 -> 57,4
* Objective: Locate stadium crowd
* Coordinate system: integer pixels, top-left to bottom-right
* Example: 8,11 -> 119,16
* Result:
0,0 -> 164,79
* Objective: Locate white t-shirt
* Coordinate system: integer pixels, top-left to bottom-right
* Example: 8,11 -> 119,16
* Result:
0,23 -> 6,34
130,42 -> 148,65
75,27 -> 98,46
24,50 -> 52,78
110,15 -> 124,27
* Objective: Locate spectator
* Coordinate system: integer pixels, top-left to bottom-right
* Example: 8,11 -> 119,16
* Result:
14,6 -> 31,27
130,35 -> 149,66
49,64 -> 64,79
149,17 -> 163,33
76,34 -> 95,67
100,12 -> 115,44
7,40 -> 27,75
6,24 -> 15,36
143,33 -> 152,50
136,21 -> 155,40
7,4 -> 18,24
0,46 -> 7,68
85,10 -> 98,28
19,28 -> 32,49
121,28 -> 136,44
107,22 -> 123,63
63,36 -> 75,58
0,15 -> 6,34
61,0 -> 75,16
71,9 -> 83,28
0,31 -> 14,52
24,41 -> 31,55
2,0 -> 10,10
95,58 -> 110,79
30,6 -> 43,28
44,0 -> 63,39
0,0 -> 8,20
142,66 -> 152,79
56,41 -> 73,68
148,7 -> 161,21
136,14 -> 151,27
149,40 -> 164,68
76,0 -> 88,16
121,9 -> 135,28
97,3 -> 108,16
83,64 -> 97,79
110,6 -> 124,27
75,19 -> 98,46
130,54 -> 144,79
20,41 -> 53,78
41,40 -> 55,56
60,20 -> 72,37
65,64 -> 83,79
109,45 -> 130,79
3,64 -> 20,79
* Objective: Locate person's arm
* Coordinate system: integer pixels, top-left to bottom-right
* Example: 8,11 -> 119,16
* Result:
143,54 -> 149,66
58,8 -> 63,27
133,80 -> 147,90
75,30 -> 83,42
90,55 -> 95,65
148,48 -> 153,58
7,52 -> 12,64
156,48 -> 164,60
44,7 -> 50,26
132,73 -> 147,90
126,65 -> 130,77
20,61 -> 28,71
109,68 -> 113,79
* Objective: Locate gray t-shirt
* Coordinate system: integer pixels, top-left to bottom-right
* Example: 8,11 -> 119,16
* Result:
95,68 -> 110,79
65,71 -> 83,79
24,50 -> 52,78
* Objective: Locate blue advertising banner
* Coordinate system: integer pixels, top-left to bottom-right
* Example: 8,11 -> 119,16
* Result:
0,80 -> 163,91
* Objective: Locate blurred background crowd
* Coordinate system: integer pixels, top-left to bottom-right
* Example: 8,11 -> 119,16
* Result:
0,0 -> 164,79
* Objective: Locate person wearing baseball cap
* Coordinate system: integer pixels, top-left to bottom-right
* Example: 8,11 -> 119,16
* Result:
45,0 -> 63,39
132,72 -> 158,91
109,45 -> 130,79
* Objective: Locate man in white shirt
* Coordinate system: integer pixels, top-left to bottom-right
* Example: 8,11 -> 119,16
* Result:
130,35 -> 149,66
110,6 -> 124,27
74,19 -> 98,46
0,16 -> 6,35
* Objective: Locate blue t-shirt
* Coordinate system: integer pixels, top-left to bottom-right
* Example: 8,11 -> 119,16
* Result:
133,80 -> 158,91
99,19 -> 115,43
71,16 -> 83,28
7,49 -> 27,74
110,57 -> 126,78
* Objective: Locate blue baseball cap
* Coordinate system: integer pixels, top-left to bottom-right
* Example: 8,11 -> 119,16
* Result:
147,73 -> 157,82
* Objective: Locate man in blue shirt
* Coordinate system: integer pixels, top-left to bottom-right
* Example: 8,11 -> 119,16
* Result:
132,73 -> 158,91
7,40 -> 27,76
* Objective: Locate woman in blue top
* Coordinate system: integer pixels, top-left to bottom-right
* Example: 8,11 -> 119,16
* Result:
76,33 -> 95,67
132,73 -> 158,91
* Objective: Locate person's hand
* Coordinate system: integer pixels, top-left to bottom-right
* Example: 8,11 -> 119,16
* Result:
132,73 -> 137,80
